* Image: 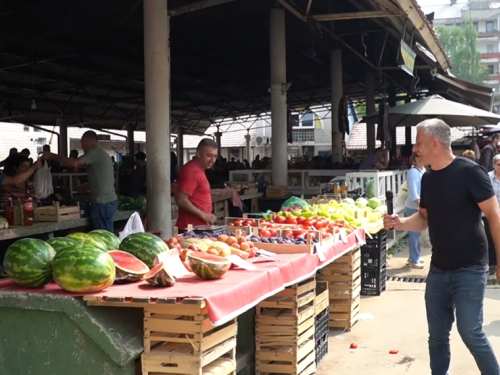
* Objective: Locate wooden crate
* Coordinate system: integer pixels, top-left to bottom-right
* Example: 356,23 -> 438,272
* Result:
34,202 -> 80,222
319,246 -> 361,331
255,276 -> 317,375
84,296 -> 236,375
314,281 -> 329,316
213,201 -> 229,225
266,185 -> 288,198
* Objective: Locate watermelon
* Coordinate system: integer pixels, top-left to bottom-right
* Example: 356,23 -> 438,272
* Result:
52,245 -> 116,293
3,239 -> 56,287
186,252 -> 231,280
66,233 -> 107,252
90,230 -> 121,251
47,237 -> 80,252
108,250 -> 149,283
119,232 -> 168,268
143,262 -> 175,287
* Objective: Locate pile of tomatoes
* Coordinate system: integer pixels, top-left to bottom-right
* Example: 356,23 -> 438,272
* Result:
227,218 -> 257,227
257,216 -> 345,239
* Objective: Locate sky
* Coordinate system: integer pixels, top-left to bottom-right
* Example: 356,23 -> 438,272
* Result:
416,0 -> 467,5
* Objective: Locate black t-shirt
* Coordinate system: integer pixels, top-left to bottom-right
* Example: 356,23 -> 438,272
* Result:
420,157 -> 494,271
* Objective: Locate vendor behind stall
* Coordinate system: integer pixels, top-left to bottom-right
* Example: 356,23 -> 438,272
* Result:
0,158 -> 41,206
175,138 -> 217,230
0,156 -> 36,208
359,147 -> 387,170
43,131 -> 118,231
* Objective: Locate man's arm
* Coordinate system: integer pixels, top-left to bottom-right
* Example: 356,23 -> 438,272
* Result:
385,208 -> 428,232
374,162 -> 387,170
175,192 -> 212,223
44,152 -> 85,169
2,160 -> 42,186
479,196 -> 500,262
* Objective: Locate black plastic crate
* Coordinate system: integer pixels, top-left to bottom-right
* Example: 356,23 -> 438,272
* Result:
315,307 -> 329,340
316,332 -> 329,365
361,267 -> 387,296
365,230 -> 387,247
361,245 -> 387,269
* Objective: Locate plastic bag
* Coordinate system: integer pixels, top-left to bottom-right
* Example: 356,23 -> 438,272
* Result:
419,229 -> 431,248
119,212 -> 145,240
395,181 -> 408,207
33,162 -> 54,199
365,179 -> 375,198
280,196 -> 310,212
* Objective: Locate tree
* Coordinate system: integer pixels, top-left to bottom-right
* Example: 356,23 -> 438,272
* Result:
436,15 -> 487,84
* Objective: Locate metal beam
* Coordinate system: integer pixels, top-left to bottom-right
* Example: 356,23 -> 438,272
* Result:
169,0 -> 237,16
311,10 -> 404,22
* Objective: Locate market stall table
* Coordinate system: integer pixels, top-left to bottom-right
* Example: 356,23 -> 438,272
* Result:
240,192 -> 263,213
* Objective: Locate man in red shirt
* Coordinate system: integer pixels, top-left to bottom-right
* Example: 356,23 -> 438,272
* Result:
175,138 -> 217,230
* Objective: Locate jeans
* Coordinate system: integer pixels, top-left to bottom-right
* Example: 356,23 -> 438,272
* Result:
425,265 -> 499,375
405,207 -> 421,263
90,200 -> 118,232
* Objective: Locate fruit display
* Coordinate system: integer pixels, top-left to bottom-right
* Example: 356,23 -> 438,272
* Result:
0,215 -> 8,229
109,250 -> 150,284
186,252 -> 231,280
47,237 -> 80,252
90,230 -> 121,251
3,239 -> 56,288
227,218 -> 258,227
118,195 -> 147,211
66,232 -> 108,252
119,232 -> 168,268
144,262 -> 176,287
52,245 -> 116,293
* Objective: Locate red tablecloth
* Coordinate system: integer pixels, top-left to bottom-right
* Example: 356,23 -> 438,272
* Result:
0,229 -> 365,325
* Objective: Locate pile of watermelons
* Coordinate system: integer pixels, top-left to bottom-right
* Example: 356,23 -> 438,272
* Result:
2,230 -> 174,293
118,195 -> 147,211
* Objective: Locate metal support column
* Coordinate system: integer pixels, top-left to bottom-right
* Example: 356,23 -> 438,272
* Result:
388,86 -> 397,157
245,132 -> 251,162
270,8 -> 288,186
127,125 -> 135,156
405,96 -> 412,148
365,70 -> 376,153
57,117 -> 68,157
331,49 -> 343,163
177,127 -> 184,167
144,0 -> 171,237
214,130 -> 222,157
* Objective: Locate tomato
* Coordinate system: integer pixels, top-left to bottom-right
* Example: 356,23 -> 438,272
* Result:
242,220 -> 250,226
285,217 -> 297,225
234,220 -> 243,227
350,343 -> 358,349
284,230 -> 293,238
275,216 -> 286,224
302,225 -> 311,231
260,229 -> 271,237
228,222 -> 235,226
303,219 -> 311,226
292,229 -> 303,237
247,219 -> 256,227
389,350 -> 399,355
269,229 -> 277,237
296,216 -> 305,224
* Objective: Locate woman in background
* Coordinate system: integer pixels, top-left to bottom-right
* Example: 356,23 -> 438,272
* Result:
0,155 -> 36,208
405,153 -> 426,269
462,149 -> 476,162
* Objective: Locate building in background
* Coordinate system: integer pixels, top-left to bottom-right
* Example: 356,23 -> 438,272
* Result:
423,0 -> 500,111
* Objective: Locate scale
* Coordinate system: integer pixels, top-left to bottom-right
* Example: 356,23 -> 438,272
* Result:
191,225 -> 227,236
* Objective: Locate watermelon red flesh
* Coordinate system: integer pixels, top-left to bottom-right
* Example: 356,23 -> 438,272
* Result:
186,253 -> 231,280
109,250 -> 150,283
118,232 -> 168,268
66,233 -> 107,252
90,230 -> 121,251
144,262 -> 175,287
47,238 -> 80,252
3,238 -> 56,288
52,245 -> 116,293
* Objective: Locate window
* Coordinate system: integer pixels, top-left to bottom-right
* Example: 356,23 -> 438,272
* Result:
292,112 -> 315,129
487,44 -> 496,53
473,22 -> 479,31
486,21 -> 495,32
487,64 -> 495,75
23,125 -> 29,132
292,129 -> 315,143
229,149 -> 240,160
33,127 -> 40,132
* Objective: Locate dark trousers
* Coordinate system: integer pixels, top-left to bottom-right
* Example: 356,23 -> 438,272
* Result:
482,217 -> 497,266
90,200 -> 118,232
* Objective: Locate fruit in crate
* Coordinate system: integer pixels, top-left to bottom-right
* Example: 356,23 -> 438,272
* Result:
249,235 -> 319,245
367,198 -> 382,210
3,239 -> 56,288
186,252 -> 231,280
89,230 -> 121,250
66,233 -> 108,252
52,245 -> 116,293
227,218 -> 257,227
144,262 -> 176,287
207,241 -> 232,257
108,250 -> 150,283
119,232 -> 168,268
180,238 -> 209,251
47,237 -> 80,252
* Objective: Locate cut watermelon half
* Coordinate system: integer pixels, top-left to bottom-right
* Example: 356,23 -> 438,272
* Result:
144,262 -> 176,287
109,250 -> 150,284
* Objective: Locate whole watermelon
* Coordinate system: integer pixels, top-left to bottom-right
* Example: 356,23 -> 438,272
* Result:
90,230 -> 120,251
119,232 -> 168,268
66,233 -> 107,251
47,237 -> 80,252
3,239 -> 56,287
52,245 -> 116,293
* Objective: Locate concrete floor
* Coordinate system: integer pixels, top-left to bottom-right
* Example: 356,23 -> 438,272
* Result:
316,243 -> 500,375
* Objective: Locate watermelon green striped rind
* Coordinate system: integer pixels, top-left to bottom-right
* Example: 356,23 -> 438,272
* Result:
52,245 -> 116,293
186,252 -> 231,280
90,230 -> 121,251
47,237 -> 80,252
109,250 -> 149,283
3,239 -> 56,288
66,233 -> 107,252
144,262 -> 175,287
118,232 -> 168,268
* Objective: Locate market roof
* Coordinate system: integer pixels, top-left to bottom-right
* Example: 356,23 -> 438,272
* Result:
0,0 -> 490,135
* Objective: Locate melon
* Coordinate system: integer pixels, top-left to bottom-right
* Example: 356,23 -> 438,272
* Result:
108,250 -> 150,283
200,238 -> 214,247
119,232 -> 168,268
180,238 -> 208,251
207,241 -> 231,257
66,233 -> 107,252
144,262 -> 176,287
47,237 -> 80,252
186,252 -> 231,280
90,230 -> 121,251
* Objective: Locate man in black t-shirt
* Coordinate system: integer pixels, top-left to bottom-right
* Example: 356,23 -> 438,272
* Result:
384,119 -> 500,375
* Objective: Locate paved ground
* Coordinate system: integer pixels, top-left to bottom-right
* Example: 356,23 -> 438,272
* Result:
315,242 -> 500,375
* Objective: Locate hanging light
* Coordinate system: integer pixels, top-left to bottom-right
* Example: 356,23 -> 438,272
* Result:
31,99 -> 37,110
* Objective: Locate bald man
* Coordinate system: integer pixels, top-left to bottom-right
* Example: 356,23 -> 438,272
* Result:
44,131 -> 118,231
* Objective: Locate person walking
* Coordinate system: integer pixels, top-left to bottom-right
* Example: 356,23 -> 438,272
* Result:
479,133 -> 500,172
484,154 -> 500,275
405,153 -> 426,269
384,118 -> 500,375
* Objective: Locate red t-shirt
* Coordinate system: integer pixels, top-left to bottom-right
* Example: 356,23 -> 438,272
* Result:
176,160 -> 212,230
